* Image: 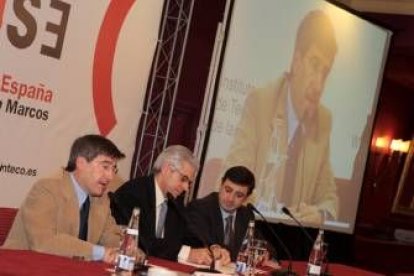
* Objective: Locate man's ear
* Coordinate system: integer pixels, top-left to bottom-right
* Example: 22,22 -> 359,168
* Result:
160,162 -> 170,175
75,156 -> 88,170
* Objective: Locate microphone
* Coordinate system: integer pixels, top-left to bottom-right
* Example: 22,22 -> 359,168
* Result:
282,207 -> 331,276
247,203 -> 297,276
167,193 -> 220,274
281,207 -> 313,245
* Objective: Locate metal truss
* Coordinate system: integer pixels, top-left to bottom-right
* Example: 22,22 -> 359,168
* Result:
131,0 -> 195,178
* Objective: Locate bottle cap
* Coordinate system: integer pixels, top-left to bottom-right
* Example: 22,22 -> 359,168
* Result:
132,207 -> 140,216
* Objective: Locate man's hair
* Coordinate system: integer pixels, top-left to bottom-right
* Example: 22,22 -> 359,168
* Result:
222,166 -> 255,195
152,145 -> 199,174
65,134 -> 125,172
294,10 -> 337,60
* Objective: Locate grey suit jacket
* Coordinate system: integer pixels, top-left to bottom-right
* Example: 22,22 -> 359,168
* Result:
3,170 -> 120,260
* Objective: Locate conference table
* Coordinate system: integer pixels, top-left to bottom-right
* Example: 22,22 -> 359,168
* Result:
0,248 -> 383,275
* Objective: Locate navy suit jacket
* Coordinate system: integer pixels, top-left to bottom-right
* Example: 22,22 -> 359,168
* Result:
186,192 -> 254,261
110,175 -> 186,260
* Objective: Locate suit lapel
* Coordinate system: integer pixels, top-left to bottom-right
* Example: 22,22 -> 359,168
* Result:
61,172 -> 82,238
212,194 -> 225,244
234,209 -> 248,250
62,171 -> 109,243
88,196 -> 108,243
145,176 -> 157,235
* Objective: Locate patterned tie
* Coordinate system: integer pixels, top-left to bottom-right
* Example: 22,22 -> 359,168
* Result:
78,196 -> 90,241
156,200 -> 168,238
224,214 -> 234,248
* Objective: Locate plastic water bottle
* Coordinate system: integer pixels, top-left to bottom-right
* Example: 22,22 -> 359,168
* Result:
307,229 -> 326,275
115,207 -> 140,272
235,220 -> 255,275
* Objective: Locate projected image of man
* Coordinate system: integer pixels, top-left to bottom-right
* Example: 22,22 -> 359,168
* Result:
224,10 -> 338,225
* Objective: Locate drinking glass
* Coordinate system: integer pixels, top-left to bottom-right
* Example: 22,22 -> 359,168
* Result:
117,225 -> 128,246
250,239 -> 268,274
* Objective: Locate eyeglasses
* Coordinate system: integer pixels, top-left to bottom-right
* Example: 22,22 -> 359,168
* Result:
96,160 -> 118,174
170,165 -> 194,185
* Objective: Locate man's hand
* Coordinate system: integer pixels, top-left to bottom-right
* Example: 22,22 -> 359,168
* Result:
218,247 -> 231,266
104,247 -> 146,266
135,247 -> 147,265
290,203 -> 322,225
103,247 -> 118,264
187,248 -> 213,265
262,259 -> 281,270
209,244 -> 231,266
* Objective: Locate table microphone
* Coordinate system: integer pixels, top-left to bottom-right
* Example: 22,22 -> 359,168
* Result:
247,203 -> 297,276
167,193 -> 220,274
281,207 -> 331,276
281,207 -> 313,245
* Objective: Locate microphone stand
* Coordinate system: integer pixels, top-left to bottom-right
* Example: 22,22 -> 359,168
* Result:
281,207 -> 313,244
247,204 -> 297,276
321,243 -> 331,276
282,207 -> 331,276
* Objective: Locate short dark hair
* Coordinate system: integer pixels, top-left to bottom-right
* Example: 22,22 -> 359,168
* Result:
65,134 -> 125,172
222,166 -> 255,195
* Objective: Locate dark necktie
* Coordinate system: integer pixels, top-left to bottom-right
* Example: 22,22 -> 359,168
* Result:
78,196 -> 90,241
281,126 -> 303,206
156,200 -> 168,238
224,214 -> 234,249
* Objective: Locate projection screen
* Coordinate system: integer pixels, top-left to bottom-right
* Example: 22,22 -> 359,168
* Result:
196,0 -> 391,234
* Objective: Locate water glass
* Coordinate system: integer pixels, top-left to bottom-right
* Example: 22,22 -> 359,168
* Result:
250,239 -> 268,273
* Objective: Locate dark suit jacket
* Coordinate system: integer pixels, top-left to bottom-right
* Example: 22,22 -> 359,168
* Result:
185,192 -> 254,261
110,175 -> 186,260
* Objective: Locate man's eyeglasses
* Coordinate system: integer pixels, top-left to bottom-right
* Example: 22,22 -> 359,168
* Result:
96,160 -> 118,174
170,165 -> 194,185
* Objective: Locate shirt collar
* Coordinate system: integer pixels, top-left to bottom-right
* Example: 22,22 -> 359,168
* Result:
154,178 -> 166,207
220,207 -> 237,220
69,173 -> 88,208
220,208 -> 236,230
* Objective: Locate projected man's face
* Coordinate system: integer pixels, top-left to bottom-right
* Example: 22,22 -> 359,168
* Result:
218,180 -> 249,213
290,43 -> 334,123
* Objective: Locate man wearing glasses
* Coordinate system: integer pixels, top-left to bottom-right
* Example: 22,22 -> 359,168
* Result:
110,145 -> 218,265
4,134 -> 127,263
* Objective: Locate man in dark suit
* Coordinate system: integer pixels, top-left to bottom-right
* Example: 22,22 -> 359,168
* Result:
186,166 -> 255,261
110,145 -> 214,265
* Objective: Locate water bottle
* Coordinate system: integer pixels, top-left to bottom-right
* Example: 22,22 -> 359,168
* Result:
306,229 -> 326,275
115,207 -> 140,272
235,220 -> 255,275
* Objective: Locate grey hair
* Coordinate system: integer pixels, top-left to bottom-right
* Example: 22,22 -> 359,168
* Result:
152,145 -> 199,174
